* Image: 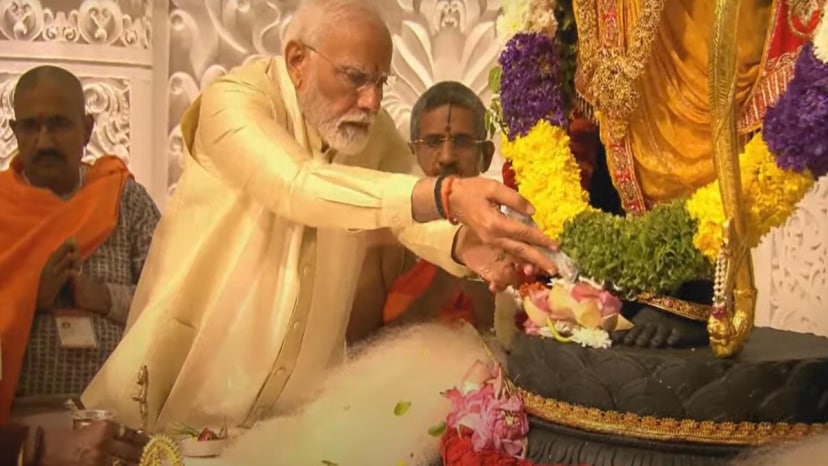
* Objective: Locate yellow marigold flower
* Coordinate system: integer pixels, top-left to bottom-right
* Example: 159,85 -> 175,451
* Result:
686,133 -> 814,261
501,121 -> 591,240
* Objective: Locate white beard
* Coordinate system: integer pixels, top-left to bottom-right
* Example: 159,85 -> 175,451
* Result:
298,77 -> 374,156
220,323 -> 492,466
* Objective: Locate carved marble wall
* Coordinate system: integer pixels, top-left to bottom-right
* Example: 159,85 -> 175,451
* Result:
753,182 -> 828,336
166,0 -> 504,193
0,0 -> 825,337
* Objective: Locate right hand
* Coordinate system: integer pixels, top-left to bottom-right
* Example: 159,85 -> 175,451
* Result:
40,421 -> 149,466
448,177 -> 557,275
36,238 -> 80,310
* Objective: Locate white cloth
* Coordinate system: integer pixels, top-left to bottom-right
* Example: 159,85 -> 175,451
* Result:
82,57 -> 468,431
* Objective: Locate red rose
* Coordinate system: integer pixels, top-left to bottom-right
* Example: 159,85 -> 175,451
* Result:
440,427 -> 593,466
567,118 -> 600,192
502,160 -> 518,190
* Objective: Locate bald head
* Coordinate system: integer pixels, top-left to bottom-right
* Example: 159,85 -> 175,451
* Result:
14,65 -> 85,117
10,65 -> 93,197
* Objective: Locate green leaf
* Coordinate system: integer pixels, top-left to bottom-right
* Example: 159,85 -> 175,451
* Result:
393,401 -> 412,416
428,422 -> 447,437
558,201 -> 711,296
487,66 -> 502,93
484,111 -> 495,138
321,461 -> 338,465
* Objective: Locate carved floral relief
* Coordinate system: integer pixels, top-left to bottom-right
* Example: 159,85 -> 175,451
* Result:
0,0 -> 151,47
166,0 -> 503,191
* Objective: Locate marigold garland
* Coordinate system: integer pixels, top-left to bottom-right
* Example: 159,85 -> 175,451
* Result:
501,121 -> 590,240
686,134 -> 815,261
493,29 -> 828,296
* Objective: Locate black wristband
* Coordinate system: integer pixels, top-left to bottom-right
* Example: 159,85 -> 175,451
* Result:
434,175 -> 447,219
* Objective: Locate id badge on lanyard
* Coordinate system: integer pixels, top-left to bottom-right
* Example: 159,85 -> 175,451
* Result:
54,309 -> 99,349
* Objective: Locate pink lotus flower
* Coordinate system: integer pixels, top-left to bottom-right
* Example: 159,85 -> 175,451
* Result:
570,282 -> 622,316
474,393 -> 529,458
444,360 -> 498,430
444,384 -> 492,431
443,362 -> 529,459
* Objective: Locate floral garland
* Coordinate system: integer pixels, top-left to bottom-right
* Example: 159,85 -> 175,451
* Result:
496,31 -> 828,298
441,360 -> 529,458
496,0 -> 558,46
439,360 -> 594,465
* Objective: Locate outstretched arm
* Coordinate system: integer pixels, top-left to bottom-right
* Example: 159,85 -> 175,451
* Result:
189,67 -> 441,232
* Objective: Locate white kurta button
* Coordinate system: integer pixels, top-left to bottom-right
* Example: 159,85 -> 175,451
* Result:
293,320 -> 303,331
273,367 -> 286,377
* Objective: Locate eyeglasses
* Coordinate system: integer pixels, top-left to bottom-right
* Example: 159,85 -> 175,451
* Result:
411,135 -> 487,154
303,44 -> 396,92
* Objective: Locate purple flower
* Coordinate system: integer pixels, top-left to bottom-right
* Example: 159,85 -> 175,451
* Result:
499,33 -> 566,139
763,43 -> 828,177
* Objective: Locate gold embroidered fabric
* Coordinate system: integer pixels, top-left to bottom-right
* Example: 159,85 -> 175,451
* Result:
575,0 -> 665,142
636,293 -> 712,322
81,58 -> 468,431
517,387 -> 828,445
575,0 -> 773,205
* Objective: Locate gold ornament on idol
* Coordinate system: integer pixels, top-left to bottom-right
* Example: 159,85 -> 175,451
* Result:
575,0 -> 665,141
706,0 -> 757,358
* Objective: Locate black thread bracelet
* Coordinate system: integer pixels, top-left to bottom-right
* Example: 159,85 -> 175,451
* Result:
434,174 -> 448,219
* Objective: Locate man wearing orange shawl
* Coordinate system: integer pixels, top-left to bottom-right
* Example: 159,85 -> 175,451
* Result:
0,65 -> 158,463
348,82 -> 496,342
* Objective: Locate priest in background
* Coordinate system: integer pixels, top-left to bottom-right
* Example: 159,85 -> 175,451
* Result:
348,81 -> 498,344
82,0 -> 557,432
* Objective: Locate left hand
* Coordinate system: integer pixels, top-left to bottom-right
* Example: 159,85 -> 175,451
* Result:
454,227 -> 538,292
71,275 -> 112,315
40,420 -> 148,466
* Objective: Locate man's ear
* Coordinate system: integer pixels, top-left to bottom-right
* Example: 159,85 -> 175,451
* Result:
82,114 -> 95,145
284,40 -> 309,88
479,141 -> 495,172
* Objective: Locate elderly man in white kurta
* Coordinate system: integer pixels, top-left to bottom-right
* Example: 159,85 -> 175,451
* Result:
82,0 -> 556,431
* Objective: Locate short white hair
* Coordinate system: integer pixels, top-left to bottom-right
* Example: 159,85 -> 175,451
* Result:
283,0 -> 387,50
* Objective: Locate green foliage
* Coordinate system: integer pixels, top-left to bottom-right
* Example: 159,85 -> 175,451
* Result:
559,201 -> 712,297
485,97 -> 507,138
488,65 -> 503,94
484,65 -> 507,138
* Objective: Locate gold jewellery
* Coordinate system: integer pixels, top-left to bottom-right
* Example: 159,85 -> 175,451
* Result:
575,0 -> 666,141
518,386 -> 828,446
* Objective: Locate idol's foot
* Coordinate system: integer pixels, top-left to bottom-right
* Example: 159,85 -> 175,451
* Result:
612,306 -> 708,348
